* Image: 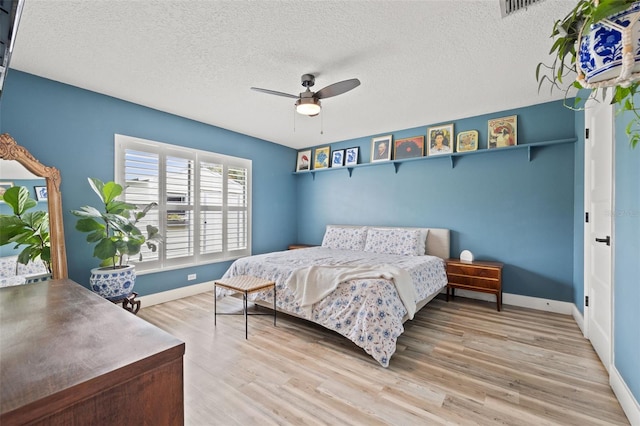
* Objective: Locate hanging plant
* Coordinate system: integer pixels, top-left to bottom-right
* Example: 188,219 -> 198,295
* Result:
536,0 -> 640,147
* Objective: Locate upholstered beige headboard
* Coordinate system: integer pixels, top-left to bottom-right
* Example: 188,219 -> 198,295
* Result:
327,225 -> 450,259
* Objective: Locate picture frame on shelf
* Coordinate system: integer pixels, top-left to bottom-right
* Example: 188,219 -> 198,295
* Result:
371,135 -> 392,162
314,146 -> 331,169
296,150 -> 312,172
0,182 -> 13,202
394,136 -> 424,159
427,124 -> 454,156
488,115 -> 517,149
345,147 -> 359,166
456,130 -> 479,152
331,149 -> 345,167
34,186 -> 48,202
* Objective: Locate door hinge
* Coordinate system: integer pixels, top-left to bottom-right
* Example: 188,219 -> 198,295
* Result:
585,296 -> 589,307
585,212 -> 589,223
585,128 -> 590,139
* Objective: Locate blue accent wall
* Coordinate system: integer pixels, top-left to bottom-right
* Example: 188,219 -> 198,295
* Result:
614,104 -> 640,404
296,101 -> 577,301
1,71 -> 297,295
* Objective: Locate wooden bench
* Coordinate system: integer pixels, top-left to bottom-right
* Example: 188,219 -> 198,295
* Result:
214,275 -> 276,339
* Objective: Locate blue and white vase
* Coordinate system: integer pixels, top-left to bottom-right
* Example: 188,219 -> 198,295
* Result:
578,2 -> 640,86
89,265 -> 136,301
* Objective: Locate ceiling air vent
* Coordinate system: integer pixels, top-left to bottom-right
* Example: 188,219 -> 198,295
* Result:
500,0 -> 545,17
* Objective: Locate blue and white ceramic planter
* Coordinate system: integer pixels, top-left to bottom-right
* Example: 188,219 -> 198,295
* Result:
89,265 -> 136,301
578,2 -> 640,85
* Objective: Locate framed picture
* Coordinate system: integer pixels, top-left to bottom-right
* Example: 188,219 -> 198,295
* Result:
331,149 -> 345,167
314,146 -> 330,169
427,124 -> 454,156
34,186 -> 48,201
394,136 -> 424,159
371,135 -> 392,162
456,130 -> 479,152
345,147 -> 359,166
296,149 -> 311,172
488,115 -> 517,149
0,182 -> 13,201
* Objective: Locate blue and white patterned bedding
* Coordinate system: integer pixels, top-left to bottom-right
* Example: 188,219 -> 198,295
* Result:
220,247 -> 448,367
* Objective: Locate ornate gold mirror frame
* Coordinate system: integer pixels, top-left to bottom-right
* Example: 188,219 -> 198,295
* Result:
0,133 -> 68,279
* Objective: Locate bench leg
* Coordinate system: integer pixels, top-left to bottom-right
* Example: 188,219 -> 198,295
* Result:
273,285 -> 277,326
244,291 -> 248,339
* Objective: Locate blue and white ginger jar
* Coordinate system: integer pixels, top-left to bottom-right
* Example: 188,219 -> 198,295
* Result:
89,265 -> 136,301
578,2 -> 640,85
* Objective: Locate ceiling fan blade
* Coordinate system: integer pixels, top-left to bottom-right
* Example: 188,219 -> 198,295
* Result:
250,87 -> 299,99
315,78 -> 361,99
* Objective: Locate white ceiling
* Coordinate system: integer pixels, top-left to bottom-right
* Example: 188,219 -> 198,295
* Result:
10,0 -> 577,150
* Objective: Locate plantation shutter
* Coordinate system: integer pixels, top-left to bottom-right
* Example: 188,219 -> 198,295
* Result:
123,148 -> 161,266
227,166 -> 248,252
115,134 -> 251,272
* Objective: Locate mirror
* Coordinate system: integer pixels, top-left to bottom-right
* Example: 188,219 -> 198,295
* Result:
0,133 -> 68,279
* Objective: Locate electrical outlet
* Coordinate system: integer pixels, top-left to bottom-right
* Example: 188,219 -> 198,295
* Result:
188,274 -> 197,281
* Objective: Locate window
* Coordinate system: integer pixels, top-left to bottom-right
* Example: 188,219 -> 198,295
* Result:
115,134 -> 251,272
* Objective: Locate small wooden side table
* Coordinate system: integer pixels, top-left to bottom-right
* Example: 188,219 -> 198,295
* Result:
287,244 -> 317,250
214,275 -> 276,339
446,259 -> 504,311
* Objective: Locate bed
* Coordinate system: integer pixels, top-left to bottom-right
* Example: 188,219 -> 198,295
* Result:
218,225 -> 450,367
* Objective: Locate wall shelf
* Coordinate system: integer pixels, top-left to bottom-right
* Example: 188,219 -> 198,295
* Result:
293,137 -> 577,178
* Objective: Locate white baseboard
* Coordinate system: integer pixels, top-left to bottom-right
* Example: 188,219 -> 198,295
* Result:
611,366 -> 640,426
572,304 -> 585,335
451,289 -> 574,315
139,281 -> 215,307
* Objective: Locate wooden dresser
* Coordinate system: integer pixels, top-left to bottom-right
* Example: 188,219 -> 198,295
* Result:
0,279 -> 185,425
445,259 -> 504,311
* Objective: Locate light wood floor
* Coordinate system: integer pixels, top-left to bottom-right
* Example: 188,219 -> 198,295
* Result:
138,293 -> 629,425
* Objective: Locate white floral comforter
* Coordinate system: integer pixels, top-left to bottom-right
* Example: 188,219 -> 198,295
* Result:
220,247 -> 447,367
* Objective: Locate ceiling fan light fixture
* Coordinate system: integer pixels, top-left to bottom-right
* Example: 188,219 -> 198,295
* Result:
295,97 -> 321,116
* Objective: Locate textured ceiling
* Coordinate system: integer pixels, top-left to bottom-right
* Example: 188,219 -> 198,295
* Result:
10,0 -> 577,150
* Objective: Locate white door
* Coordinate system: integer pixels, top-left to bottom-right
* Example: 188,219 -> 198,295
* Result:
584,99 -> 614,372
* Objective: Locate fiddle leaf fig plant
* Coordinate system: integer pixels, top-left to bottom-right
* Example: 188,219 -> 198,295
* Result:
71,177 -> 162,268
536,0 -> 640,148
0,186 -> 51,272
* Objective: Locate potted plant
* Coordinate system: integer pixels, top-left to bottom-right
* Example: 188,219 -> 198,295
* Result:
537,0 -> 640,147
0,185 -> 51,273
71,178 -> 162,301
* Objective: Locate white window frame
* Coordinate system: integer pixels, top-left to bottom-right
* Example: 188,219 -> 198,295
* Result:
114,134 -> 252,273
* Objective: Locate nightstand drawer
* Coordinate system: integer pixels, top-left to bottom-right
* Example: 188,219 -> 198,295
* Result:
447,275 -> 500,290
447,264 -> 501,280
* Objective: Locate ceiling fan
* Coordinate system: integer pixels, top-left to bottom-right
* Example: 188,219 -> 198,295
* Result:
251,74 -> 360,117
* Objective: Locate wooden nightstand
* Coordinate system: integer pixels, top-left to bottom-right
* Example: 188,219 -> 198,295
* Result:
446,259 -> 504,311
287,244 -> 317,250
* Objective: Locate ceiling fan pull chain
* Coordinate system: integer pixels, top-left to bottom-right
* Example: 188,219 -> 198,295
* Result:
293,106 -> 296,133
321,110 -> 324,135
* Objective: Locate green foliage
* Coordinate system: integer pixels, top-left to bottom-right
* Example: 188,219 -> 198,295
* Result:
537,0 -> 639,148
70,178 -> 162,268
0,186 -> 51,272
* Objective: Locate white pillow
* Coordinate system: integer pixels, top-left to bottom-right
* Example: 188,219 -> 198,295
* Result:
321,226 -> 368,251
418,229 -> 429,255
364,228 -> 424,256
